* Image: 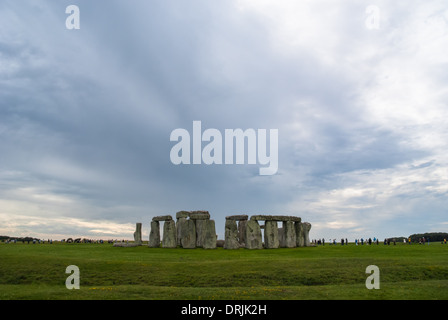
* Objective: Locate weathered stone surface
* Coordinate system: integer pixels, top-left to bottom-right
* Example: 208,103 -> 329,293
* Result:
190,210 -> 210,218
148,221 -> 160,248
162,220 -> 177,248
113,242 -> 138,247
189,213 -> 210,220
245,220 -> 263,249
133,222 -> 142,245
296,222 -> 312,247
202,220 -> 217,249
224,219 -> 240,249
278,227 -> 285,247
176,217 -> 187,246
303,222 -> 312,247
237,219 -> 247,246
250,215 -> 301,222
264,221 -> 279,249
176,211 -> 190,219
195,219 -> 205,247
226,215 -> 249,221
180,219 -> 196,249
216,239 -> 225,247
283,221 -> 297,248
153,215 -> 173,221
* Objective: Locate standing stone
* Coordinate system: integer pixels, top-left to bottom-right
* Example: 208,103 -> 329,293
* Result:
162,220 -> 177,248
296,222 -> 312,247
195,219 -> 206,248
224,219 -> 240,249
303,222 -> 312,247
278,227 -> 285,247
238,220 -> 248,246
283,221 -> 297,248
176,217 -> 187,246
202,220 -> 217,249
148,221 -> 160,248
133,222 -> 142,245
181,219 -> 196,249
295,222 -> 303,247
264,221 -> 279,249
245,220 -> 263,249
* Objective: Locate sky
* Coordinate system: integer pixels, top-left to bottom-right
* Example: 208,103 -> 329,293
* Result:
1,0 -> 447,242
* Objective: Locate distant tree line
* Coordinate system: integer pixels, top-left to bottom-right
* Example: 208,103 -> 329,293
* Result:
0,235 -> 38,242
408,232 -> 448,243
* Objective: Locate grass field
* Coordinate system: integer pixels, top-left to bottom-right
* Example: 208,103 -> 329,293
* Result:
1,241 -> 447,300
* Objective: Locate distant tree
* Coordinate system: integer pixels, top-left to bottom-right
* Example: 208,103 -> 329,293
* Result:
409,232 -> 448,243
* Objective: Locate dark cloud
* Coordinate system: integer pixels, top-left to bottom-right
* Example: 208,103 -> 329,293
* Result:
1,0 -> 447,240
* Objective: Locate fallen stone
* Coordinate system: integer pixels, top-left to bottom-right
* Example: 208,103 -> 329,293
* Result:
113,242 -> 138,247
216,239 -> 225,247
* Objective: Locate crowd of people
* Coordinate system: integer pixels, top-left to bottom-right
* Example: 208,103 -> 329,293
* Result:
1,237 -> 114,244
311,236 -> 443,245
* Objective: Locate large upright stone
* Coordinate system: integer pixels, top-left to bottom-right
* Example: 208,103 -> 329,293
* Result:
283,220 -> 297,248
134,222 -> 142,245
264,221 -> 279,249
237,220 -> 247,246
148,221 -> 160,248
245,220 -> 263,249
296,222 -> 312,247
176,217 -> 187,246
195,219 -> 207,248
162,220 -> 177,248
202,220 -> 217,249
303,222 -> 312,247
224,219 -> 240,249
181,219 -> 196,249
278,227 -> 285,247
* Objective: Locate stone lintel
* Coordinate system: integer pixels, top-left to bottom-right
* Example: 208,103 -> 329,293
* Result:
152,215 -> 173,221
250,215 -> 301,222
225,215 -> 249,221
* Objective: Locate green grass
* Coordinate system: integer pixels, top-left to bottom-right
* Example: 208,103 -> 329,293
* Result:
1,242 -> 447,300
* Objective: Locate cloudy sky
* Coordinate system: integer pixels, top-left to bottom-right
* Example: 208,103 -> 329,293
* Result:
1,0 -> 447,241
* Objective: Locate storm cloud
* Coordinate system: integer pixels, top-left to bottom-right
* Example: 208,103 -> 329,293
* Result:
1,0 -> 447,241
